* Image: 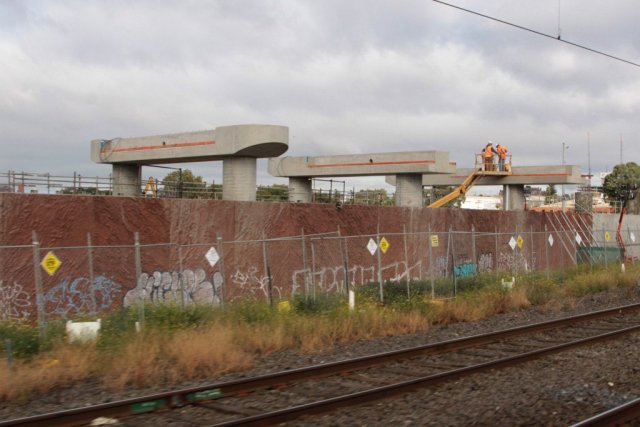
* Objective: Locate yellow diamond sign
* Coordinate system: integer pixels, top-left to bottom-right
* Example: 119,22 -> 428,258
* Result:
379,237 -> 390,254
516,235 -> 524,249
41,251 -> 62,276
604,231 -> 611,242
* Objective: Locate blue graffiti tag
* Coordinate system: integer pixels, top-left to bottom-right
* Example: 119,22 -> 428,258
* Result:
43,276 -> 121,317
453,262 -> 477,278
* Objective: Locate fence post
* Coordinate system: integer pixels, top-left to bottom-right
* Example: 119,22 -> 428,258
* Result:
403,224 -> 410,298
428,224 -> 435,300
301,228 -> 308,298
376,224 -> 384,303
134,232 -> 144,331
495,226 -> 499,278
471,225 -> 476,268
86,233 -> 96,315
262,232 -> 273,306
573,227 -> 578,266
216,233 -> 226,306
338,226 -> 350,295
310,239 -> 317,300
31,231 -> 45,338
450,227 -> 457,297
544,224 -> 550,280
530,225 -> 534,272
561,229 -> 566,271
603,224 -> 608,268
177,243 -> 185,309
513,226 -> 518,277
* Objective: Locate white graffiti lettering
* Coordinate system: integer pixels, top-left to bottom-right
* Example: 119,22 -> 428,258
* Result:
123,268 -> 220,307
0,281 -> 32,320
478,252 -> 493,272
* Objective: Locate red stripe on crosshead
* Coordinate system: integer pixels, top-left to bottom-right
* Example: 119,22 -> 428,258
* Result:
306,159 -> 435,168
112,140 -> 216,153
509,173 -> 570,177
449,172 -> 571,179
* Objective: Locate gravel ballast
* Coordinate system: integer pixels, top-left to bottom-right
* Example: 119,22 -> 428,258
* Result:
2,286 -> 640,425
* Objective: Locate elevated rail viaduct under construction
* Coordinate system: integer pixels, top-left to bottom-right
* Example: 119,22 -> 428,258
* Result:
92,123 -> 586,210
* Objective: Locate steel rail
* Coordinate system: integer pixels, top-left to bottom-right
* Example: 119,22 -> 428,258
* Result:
2,302 -> 640,427
209,324 -> 640,426
570,397 -> 640,426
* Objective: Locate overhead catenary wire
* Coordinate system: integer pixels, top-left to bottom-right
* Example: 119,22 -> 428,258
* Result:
433,0 -> 640,68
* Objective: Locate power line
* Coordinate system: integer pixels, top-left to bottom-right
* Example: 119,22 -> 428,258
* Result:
433,0 -> 640,68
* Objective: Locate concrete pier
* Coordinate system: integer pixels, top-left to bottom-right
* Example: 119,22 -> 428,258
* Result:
112,164 -> 141,197
288,177 -> 313,203
387,165 -> 586,211
503,184 -> 526,211
395,174 -> 424,208
268,151 -> 455,207
222,156 -> 257,201
92,124 -> 288,200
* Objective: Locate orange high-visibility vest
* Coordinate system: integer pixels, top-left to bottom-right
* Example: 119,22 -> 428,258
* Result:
497,145 -> 507,159
484,145 -> 494,158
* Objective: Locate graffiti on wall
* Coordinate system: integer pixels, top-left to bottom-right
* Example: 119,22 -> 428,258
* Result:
434,256 -> 448,277
0,281 -> 32,320
288,260 -> 424,297
230,267 -> 277,301
453,263 -> 477,278
44,276 -> 122,317
123,268 -> 222,307
478,252 -> 493,272
498,252 -> 536,272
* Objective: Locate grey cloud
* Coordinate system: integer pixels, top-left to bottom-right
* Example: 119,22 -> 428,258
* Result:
1,0 -> 638,184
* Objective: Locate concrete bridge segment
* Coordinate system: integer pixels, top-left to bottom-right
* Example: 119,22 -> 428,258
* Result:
91,124 -> 288,201
386,165 -> 586,210
268,151 -> 456,207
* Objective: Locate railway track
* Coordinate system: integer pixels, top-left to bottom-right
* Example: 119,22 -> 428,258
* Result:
4,302 -> 640,427
571,396 -> 640,426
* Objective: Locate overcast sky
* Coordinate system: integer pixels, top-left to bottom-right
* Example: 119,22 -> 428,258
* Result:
1,0 -> 639,191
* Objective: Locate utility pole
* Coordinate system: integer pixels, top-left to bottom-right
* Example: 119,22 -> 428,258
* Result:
587,132 -> 591,191
562,142 -> 569,211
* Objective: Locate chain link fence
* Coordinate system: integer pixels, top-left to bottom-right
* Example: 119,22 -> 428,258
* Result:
2,224 -> 639,326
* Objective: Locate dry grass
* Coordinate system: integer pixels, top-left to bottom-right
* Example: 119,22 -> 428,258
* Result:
2,265 -> 638,401
103,334 -> 163,391
165,325 -> 254,383
0,344 -> 96,400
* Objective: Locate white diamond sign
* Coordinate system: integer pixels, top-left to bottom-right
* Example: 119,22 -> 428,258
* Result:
205,247 -> 220,267
367,238 -> 378,255
575,233 -> 583,245
631,232 -> 636,243
509,236 -> 517,250
548,234 -> 554,247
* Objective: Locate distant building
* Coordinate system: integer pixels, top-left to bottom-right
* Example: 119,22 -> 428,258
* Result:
461,195 -> 501,210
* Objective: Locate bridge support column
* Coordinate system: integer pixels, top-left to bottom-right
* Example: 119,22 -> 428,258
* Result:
223,157 -> 257,201
112,164 -> 141,197
395,174 -> 423,207
575,192 -> 594,213
288,177 -> 312,203
503,184 -> 525,211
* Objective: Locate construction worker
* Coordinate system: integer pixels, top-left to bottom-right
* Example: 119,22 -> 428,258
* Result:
496,143 -> 508,171
483,142 -> 497,171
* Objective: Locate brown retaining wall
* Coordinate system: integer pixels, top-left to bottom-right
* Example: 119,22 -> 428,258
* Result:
0,193 -> 589,320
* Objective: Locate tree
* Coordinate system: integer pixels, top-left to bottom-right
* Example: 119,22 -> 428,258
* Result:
426,186 -> 465,208
602,162 -> 640,202
161,169 -> 206,198
353,188 -> 392,205
257,184 -> 288,201
544,185 -> 557,204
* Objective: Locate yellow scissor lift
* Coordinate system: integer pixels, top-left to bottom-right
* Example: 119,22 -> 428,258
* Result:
427,154 -> 512,208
